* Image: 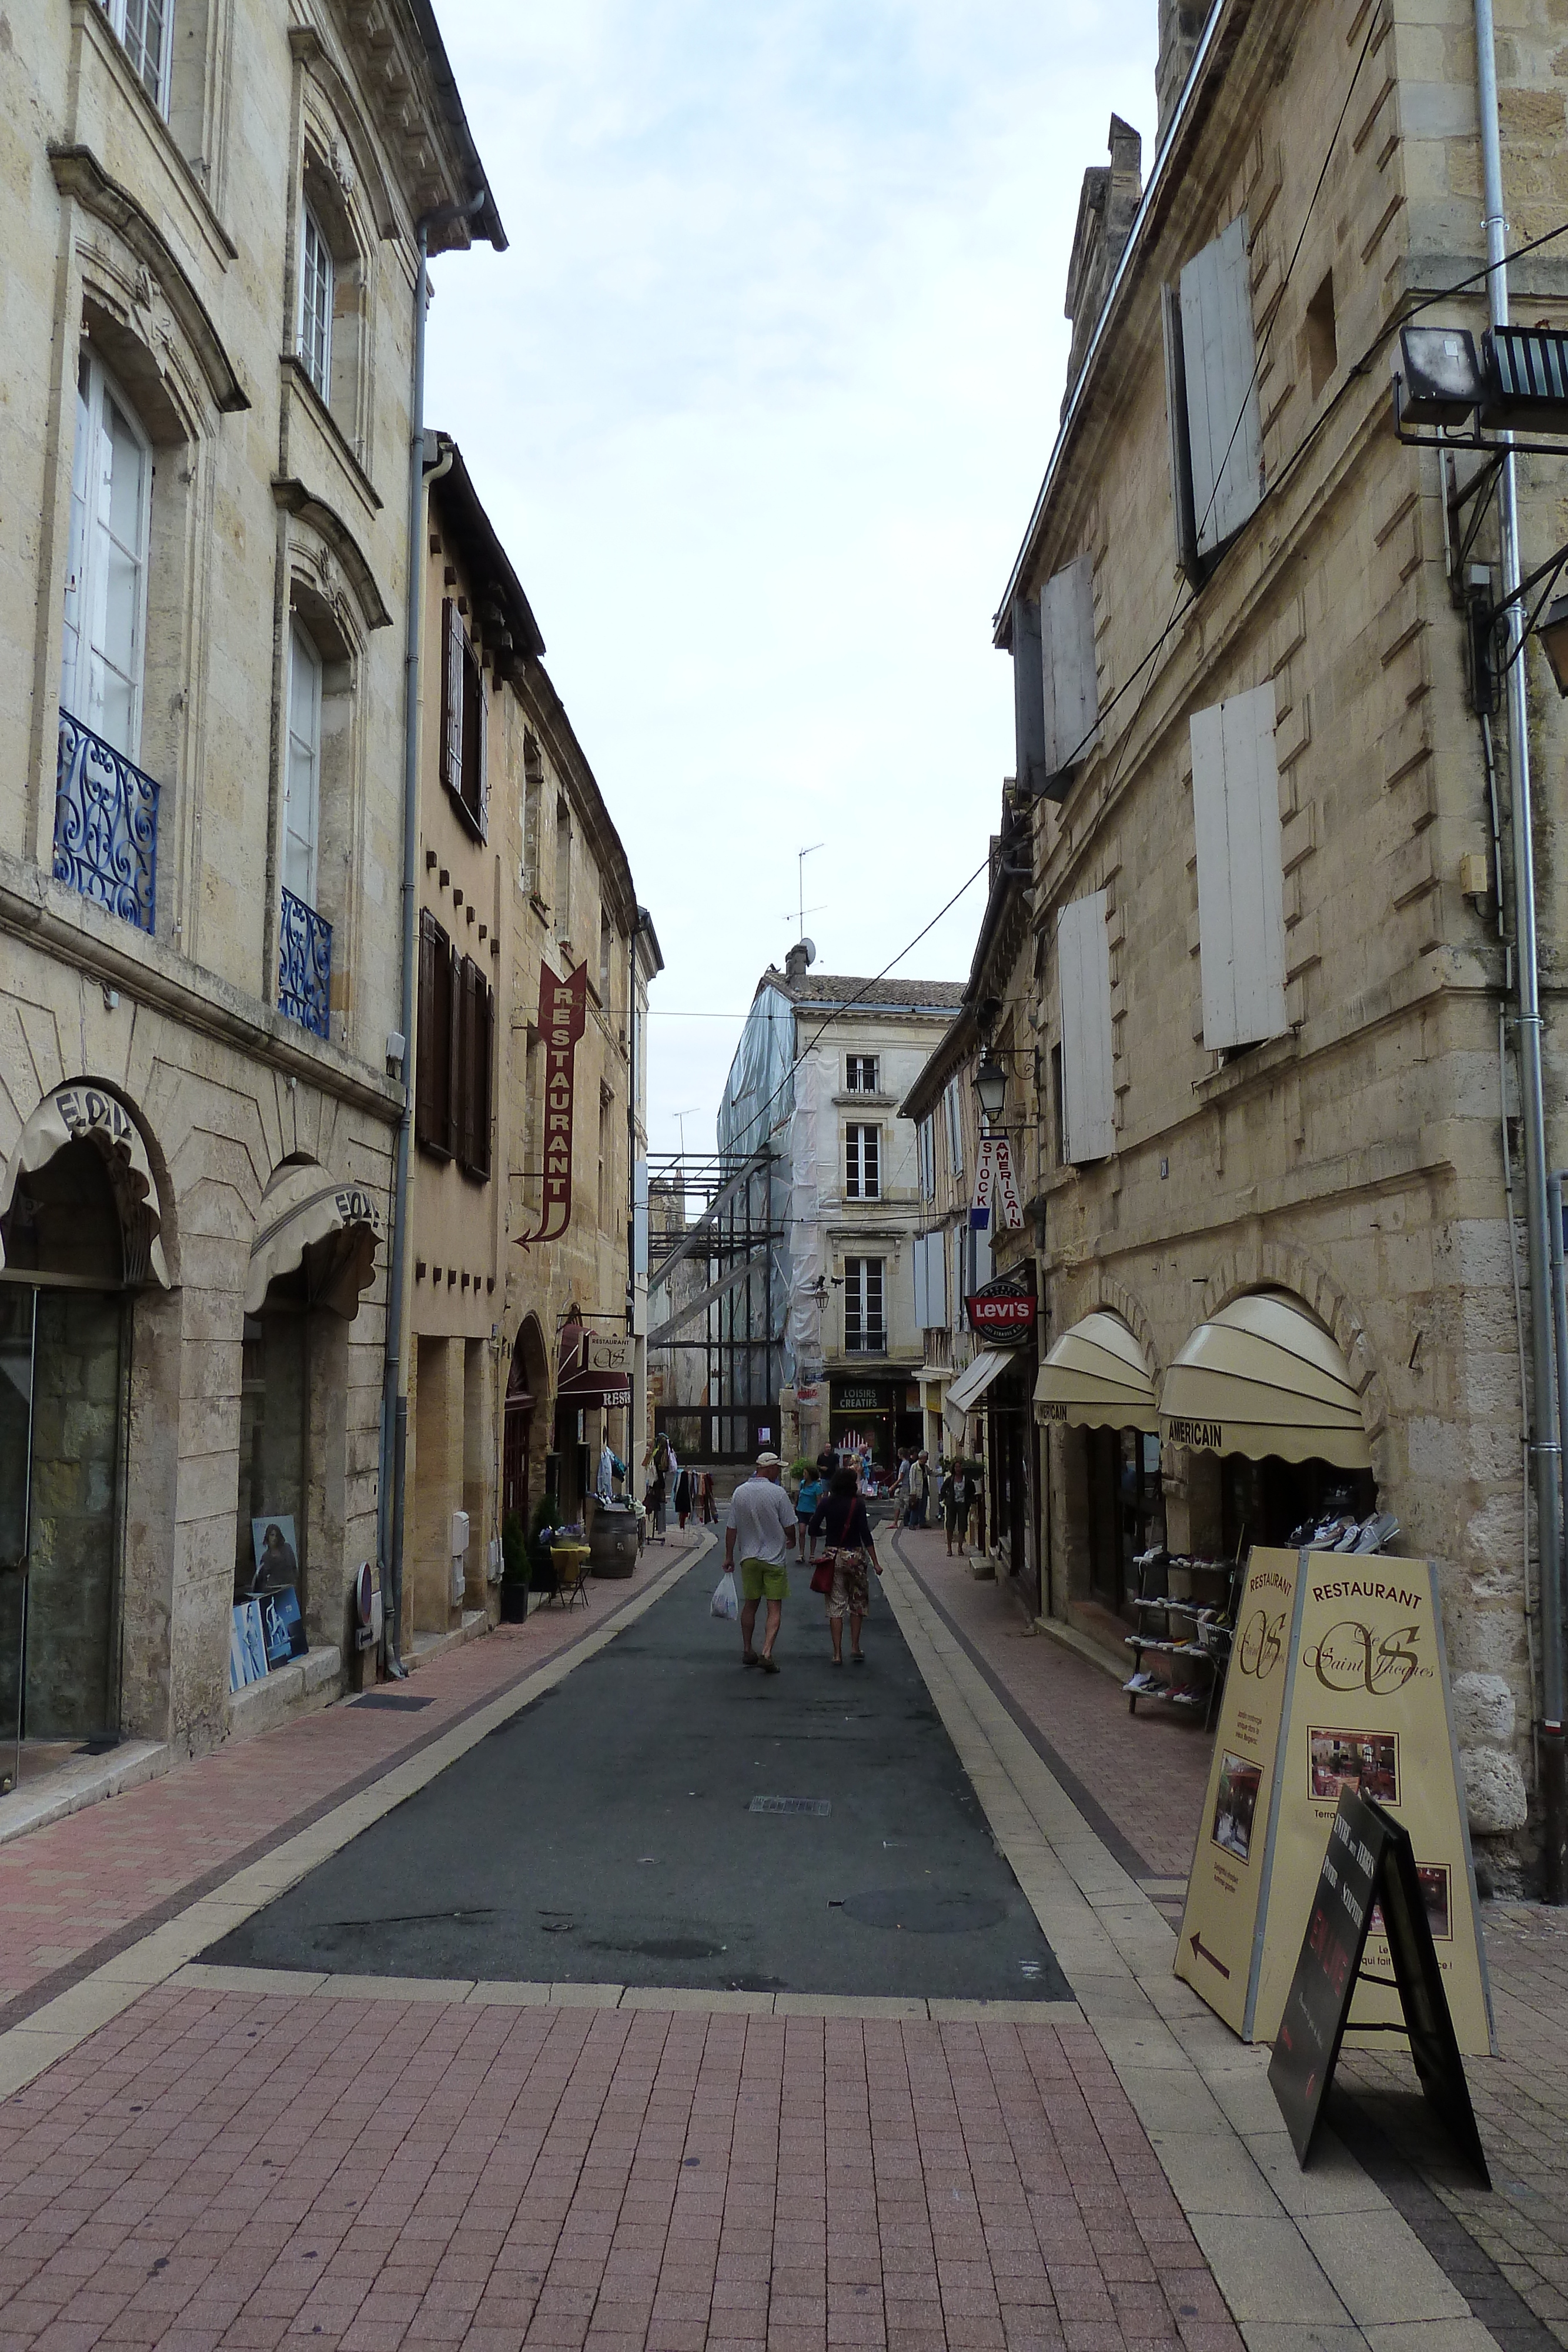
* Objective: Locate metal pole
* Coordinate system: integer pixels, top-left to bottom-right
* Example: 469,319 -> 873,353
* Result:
1475,0 -> 1566,1895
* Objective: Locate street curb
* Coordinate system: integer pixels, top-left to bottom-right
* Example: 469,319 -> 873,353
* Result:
0,1534 -> 713,2104
881,1534 -> 1500,2352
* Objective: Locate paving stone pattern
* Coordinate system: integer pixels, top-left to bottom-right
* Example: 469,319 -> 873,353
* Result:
0,1982 -> 1242,2352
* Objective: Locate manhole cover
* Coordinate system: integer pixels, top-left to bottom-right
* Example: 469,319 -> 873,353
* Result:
352,1692 -> 434,1711
749,1795 -> 831,1816
841,1888 -> 1008,1935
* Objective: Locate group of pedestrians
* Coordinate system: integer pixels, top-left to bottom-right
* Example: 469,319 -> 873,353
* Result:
722,1448 -> 884,1673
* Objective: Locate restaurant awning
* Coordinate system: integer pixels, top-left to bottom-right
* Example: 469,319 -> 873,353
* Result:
245,1164 -> 382,1317
1158,1292 -> 1370,1469
944,1349 -> 1011,1420
1033,1312 -> 1158,1433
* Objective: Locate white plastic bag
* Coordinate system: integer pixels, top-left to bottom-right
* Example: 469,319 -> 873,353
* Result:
711,1569 -> 738,1621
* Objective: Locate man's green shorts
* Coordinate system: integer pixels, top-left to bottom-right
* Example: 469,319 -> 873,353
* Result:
739,1557 -> 789,1602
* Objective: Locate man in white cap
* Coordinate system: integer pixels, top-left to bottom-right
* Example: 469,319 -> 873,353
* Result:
723,1451 -> 798,1673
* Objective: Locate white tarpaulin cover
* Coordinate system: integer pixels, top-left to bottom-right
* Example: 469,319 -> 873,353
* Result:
944,1348 -> 1010,1418
1159,1291 -> 1370,1469
245,1162 -> 382,1317
1034,1312 -> 1158,1433
0,1083 -> 169,1285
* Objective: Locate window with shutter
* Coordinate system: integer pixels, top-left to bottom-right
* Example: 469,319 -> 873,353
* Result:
913,1233 -> 930,1329
1057,892 -> 1115,1162
440,599 -> 464,801
1177,215 -> 1263,557
416,912 -> 454,1158
1191,683 -> 1287,1051
1039,553 -> 1098,781
445,940 -> 461,1158
457,959 -> 477,1173
476,979 -> 494,1180
1011,593 -> 1047,796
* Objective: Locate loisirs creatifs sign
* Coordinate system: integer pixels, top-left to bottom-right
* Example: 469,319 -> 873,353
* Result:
516,960 -> 589,1250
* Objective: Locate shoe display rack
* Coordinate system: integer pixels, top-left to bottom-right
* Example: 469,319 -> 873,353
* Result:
1123,1548 -> 1238,1730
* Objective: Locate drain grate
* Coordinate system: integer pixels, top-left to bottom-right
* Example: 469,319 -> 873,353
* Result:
352,1692 -> 434,1711
748,1795 -> 831,1816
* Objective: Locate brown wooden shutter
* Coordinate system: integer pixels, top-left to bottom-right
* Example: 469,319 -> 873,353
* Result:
475,668 -> 489,842
476,977 -> 493,1179
445,941 -> 461,1159
415,911 -> 439,1149
457,957 -> 476,1172
440,599 -> 464,801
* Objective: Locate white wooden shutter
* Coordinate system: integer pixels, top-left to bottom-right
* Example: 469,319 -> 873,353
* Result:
913,1236 -> 930,1329
1011,594 -> 1047,793
930,1230 -> 947,1328
1179,215 -> 1263,555
1057,891 -> 1114,1162
1191,681 -> 1287,1050
1040,554 -> 1098,776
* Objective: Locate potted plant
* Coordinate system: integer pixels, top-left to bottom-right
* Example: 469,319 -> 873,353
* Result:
500,1508 -> 529,1622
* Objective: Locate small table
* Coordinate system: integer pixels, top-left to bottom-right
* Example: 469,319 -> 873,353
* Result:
549,1542 -> 591,1609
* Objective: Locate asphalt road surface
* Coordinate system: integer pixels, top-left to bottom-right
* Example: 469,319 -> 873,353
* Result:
205,1551 -> 1070,2003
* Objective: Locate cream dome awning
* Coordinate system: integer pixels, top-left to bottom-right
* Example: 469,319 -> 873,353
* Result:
1034,1312 -> 1158,1433
245,1164 -> 382,1317
0,1083 -> 169,1287
1158,1292 -> 1370,1469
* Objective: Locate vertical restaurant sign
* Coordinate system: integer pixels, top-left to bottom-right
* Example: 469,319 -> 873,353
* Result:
516,960 -> 589,1250
970,1135 -> 1024,1231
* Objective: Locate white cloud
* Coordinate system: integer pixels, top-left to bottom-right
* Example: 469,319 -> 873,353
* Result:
424,0 -> 1158,1154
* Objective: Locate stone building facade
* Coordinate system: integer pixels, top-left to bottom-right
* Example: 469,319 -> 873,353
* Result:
0,0 -> 500,1785
406,440 -> 659,1642
998,0 -> 1568,1874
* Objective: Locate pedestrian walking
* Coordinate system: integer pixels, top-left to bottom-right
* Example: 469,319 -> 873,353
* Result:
795,1461 -> 826,1552
644,1432 -> 671,1538
674,1464 -> 693,1531
961,1460 -> 981,1549
907,1450 -> 931,1529
891,1449 -> 912,1529
940,1458 -> 964,1552
724,1450 -> 798,1674
807,1466 -> 882,1666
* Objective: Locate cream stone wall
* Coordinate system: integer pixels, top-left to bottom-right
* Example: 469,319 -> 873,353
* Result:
0,1 -> 496,1748
1009,0 -> 1568,1871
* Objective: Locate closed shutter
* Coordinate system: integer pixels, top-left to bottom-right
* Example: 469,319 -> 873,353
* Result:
1011,593 -> 1047,795
1057,891 -> 1114,1162
1161,285 -> 1200,579
927,1231 -> 947,1328
476,670 -> 489,843
1191,681 -> 1287,1050
1040,553 -> 1098,778
476,978 -> 494,1179
1179,215 -> 1263,556
445,940 -> 462,1158
914,1235 -> 930,1329
440,599 -> 464,800
415,911 -> 439,1147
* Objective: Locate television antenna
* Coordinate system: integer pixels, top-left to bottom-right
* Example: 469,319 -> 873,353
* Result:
793,842 -> 825,945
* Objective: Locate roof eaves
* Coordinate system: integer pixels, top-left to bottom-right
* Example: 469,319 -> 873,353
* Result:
405,0 -> 507,250
430,435 -> 546,660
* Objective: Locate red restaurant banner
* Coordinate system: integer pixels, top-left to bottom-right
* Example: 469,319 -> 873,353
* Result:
515,960 -> 589,1250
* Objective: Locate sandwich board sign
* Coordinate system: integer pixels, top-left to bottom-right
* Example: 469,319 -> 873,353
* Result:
1269,1785 -> 1489,2181
1175,1548 -> 1493,2057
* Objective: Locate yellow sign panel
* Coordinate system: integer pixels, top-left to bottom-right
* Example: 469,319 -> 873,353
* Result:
1176,1549 -> 1494,2058
1175,1548 -> 1298,2032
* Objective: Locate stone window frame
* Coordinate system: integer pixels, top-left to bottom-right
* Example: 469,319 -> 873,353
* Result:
289,62 -> 386,477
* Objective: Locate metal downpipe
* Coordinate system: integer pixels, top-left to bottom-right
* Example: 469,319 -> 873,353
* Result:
1474,0 -> 1566,1895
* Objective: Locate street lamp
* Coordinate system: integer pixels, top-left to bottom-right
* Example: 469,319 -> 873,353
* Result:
973,1055 -> 1007,1122
1540,595 -> 1568,696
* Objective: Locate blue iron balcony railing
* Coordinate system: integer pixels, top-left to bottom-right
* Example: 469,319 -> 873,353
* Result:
278,885 -> 332,1041
54,710 -> 159,933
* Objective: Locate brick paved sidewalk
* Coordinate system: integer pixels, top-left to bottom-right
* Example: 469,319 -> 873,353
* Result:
0,1535 -> 708,2032
894,1532 -> 1568,2352
0,1980 -> 1241,2352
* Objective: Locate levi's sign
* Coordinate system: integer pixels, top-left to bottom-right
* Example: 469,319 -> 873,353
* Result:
965,1277 -> 1035,1342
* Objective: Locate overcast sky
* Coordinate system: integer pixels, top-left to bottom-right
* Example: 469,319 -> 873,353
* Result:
424,1 -> 1158,1164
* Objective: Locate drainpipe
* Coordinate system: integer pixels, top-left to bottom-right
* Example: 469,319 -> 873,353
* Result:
377,191 -> 486,1676
1474,0 -> 1566,1897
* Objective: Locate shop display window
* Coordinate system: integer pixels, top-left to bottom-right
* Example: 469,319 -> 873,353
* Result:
1085,1426 -> 1164,1616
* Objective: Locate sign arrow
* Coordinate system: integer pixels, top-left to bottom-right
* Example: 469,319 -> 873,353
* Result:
1189,1931 -> 1232,1980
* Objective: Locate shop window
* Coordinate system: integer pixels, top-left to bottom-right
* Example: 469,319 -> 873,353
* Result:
1057,890 -> 1114,1162
100,0 -> 172,113
1084,1427 -> 1164,1616
1039,553 -> 1098,781
845,1123 -> 880,1201
846,1054 -> 879,1093
844,1257 -> 885,1354
1190,681 -> 1287,1051
61,351 -> 151,763
440,599 -> 487,840
1163,212 -> 1263,572
235,1301 -> 307,1604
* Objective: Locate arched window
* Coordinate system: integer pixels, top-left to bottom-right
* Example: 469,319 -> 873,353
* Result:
61,352 -> 152,762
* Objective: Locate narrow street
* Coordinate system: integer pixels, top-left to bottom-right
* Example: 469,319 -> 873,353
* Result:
2,1532 -> 1558,2352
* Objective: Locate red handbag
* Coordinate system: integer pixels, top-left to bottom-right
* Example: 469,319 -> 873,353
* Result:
810,1549 -> 837,1595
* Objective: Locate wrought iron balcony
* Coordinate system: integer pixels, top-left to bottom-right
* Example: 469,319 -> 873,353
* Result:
54,710 -> 158,933
278,886 -> 332,1041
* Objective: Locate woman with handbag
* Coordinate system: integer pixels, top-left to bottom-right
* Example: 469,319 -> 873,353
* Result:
807,1466 -> 882,1666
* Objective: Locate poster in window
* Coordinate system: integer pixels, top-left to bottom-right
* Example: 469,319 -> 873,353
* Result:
250,1515 -> 299,1591
261,1585 -> 308,1669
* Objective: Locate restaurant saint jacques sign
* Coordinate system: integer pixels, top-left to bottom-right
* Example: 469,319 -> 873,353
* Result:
515,960 -> 589,1249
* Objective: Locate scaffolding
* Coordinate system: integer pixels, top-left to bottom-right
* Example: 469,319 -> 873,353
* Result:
646,1147 -> 788,1462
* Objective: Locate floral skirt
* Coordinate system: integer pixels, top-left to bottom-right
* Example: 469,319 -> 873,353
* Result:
825,1546 -> 871,1619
